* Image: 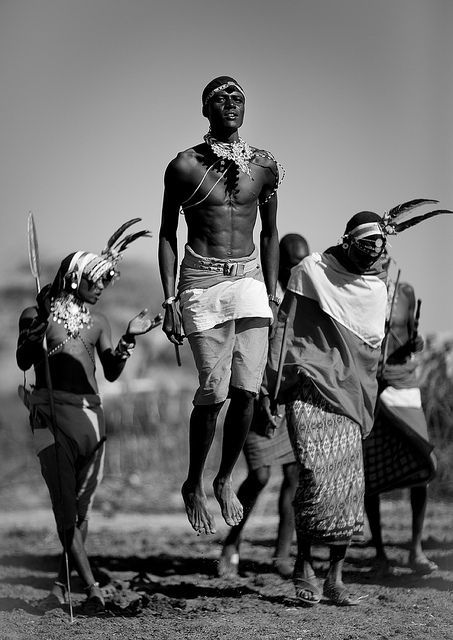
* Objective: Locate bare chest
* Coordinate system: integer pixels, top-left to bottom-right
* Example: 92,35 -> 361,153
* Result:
182,161 -> 264,211
46,320 -> 98,363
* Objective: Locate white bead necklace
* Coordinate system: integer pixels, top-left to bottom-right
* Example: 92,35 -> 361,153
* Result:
50,293 -> 92,338
204,133 -> 253,177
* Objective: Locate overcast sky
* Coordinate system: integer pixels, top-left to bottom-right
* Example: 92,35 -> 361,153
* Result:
1,0 -> 452,333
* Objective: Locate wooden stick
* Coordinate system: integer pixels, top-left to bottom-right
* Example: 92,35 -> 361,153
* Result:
174,344 -> 182,367
27,213 -> 74,623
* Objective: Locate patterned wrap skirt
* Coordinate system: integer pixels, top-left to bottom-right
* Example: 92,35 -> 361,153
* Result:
286,378 -> 365,545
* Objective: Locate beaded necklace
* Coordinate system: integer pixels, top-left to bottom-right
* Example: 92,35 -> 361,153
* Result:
204,133 -> 253,177
50,293 -> 92,338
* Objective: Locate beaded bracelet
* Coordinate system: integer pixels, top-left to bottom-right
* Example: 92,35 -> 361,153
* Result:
162,296 -> 176,308
115,336 -> 136,360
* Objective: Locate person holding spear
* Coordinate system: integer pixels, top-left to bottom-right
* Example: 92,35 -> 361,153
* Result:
364,276 -> 438,575
16,216 -> 162,613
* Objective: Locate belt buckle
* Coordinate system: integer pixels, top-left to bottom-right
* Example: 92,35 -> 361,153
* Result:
223,262 -> 245,276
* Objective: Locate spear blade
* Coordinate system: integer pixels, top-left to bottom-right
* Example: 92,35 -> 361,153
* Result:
27,212 -> 41,291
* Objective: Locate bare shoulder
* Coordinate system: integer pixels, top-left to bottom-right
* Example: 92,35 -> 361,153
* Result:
167,145 -> 205,174
399,281 -> 415,298
90,310 -> 111,335
19,306 -> 38,323
251,147 -> 278,170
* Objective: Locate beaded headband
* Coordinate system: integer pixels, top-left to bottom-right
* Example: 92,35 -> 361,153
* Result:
202,81 -> 246,107
347,222 -> 384,240
342,199 -> 453,245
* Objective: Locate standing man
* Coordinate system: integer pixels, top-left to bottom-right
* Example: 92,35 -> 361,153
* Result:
263,212 -> 389,606
159,76 -> 282,535
17,221 -> 162,612
364,279 -> 438,575
218,234 -> 310,578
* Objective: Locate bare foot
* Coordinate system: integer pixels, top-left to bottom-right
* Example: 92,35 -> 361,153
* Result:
82,583 -> 105,614
371,556 -> 396,577
181,481 -> 216,535
213,477 -> 243,527
217,544 -> 239,578
408,552 -> 438,574
50,580 -> 67,604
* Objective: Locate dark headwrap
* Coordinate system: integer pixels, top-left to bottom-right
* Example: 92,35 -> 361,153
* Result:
202,76 -> 245,116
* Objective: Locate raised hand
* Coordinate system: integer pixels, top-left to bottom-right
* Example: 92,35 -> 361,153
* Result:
126,309 -> 163,337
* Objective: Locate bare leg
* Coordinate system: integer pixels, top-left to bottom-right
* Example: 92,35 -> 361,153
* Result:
293,532 -> 320,604
323,544 -> 368,605
364,493 -> 393,574
325,544 -> 348,586
53,519 -> 89,599
213,388 -> 255,527
409,485 -> 437,573
364,493 -> 385,558
273,462 -> 297,577
219,466 -> 271,576
182,402 -> 224,535
54,524 -> 104,606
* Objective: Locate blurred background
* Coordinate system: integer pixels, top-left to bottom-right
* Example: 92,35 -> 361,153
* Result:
1,0 -> 452,514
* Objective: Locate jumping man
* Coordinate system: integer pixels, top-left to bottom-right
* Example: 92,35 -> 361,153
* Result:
159,76 -> 282,535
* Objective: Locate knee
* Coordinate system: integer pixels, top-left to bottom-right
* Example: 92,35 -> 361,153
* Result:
229,387 -> 256,405
251,466 -> 271,490
57,525 -> 76,548
283,463 -> 299,488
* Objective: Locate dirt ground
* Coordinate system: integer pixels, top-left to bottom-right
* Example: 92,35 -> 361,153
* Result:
0,499 -> 452,640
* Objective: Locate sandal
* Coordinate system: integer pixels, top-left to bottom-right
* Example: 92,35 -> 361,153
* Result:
294,576 -> 322,607
323,581 -> 368,607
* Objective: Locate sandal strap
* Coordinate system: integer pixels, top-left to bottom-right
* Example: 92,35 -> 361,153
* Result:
54,581 -> 67,590
84,581 -> 100,591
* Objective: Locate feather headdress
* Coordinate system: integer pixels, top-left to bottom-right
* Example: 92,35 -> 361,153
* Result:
381,199 -> 453,236
52,218 -> 152,294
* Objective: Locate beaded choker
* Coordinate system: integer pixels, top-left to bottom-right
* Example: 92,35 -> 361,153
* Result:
50,293 -> 92,338
204,133 -> 253,177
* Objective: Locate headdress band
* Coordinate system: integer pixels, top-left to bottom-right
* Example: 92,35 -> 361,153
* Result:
347,222 -> 383,240
203,81 -> 245,106
57,219 -> 152,294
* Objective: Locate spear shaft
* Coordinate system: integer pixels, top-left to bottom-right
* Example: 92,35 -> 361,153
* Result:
27,213 -> 74,622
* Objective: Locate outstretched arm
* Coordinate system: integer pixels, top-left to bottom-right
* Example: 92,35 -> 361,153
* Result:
97,310 -> 162,382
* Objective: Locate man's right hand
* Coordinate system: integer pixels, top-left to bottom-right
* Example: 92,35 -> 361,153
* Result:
163,301 -> 185,345
36,284 -> 52,322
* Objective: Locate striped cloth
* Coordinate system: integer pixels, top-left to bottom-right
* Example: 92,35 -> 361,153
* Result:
364,382 -> 436,495
244,410 -> 295,470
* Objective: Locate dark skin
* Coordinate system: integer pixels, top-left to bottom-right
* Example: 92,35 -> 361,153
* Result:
220,235 -> 309,576
159,86 -> 279,535
17,274 -> 161,605
364,281 -> 433,574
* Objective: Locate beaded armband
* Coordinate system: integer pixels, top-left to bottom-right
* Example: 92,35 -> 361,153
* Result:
268,294 -> 281,306
115,335 -> 136,360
